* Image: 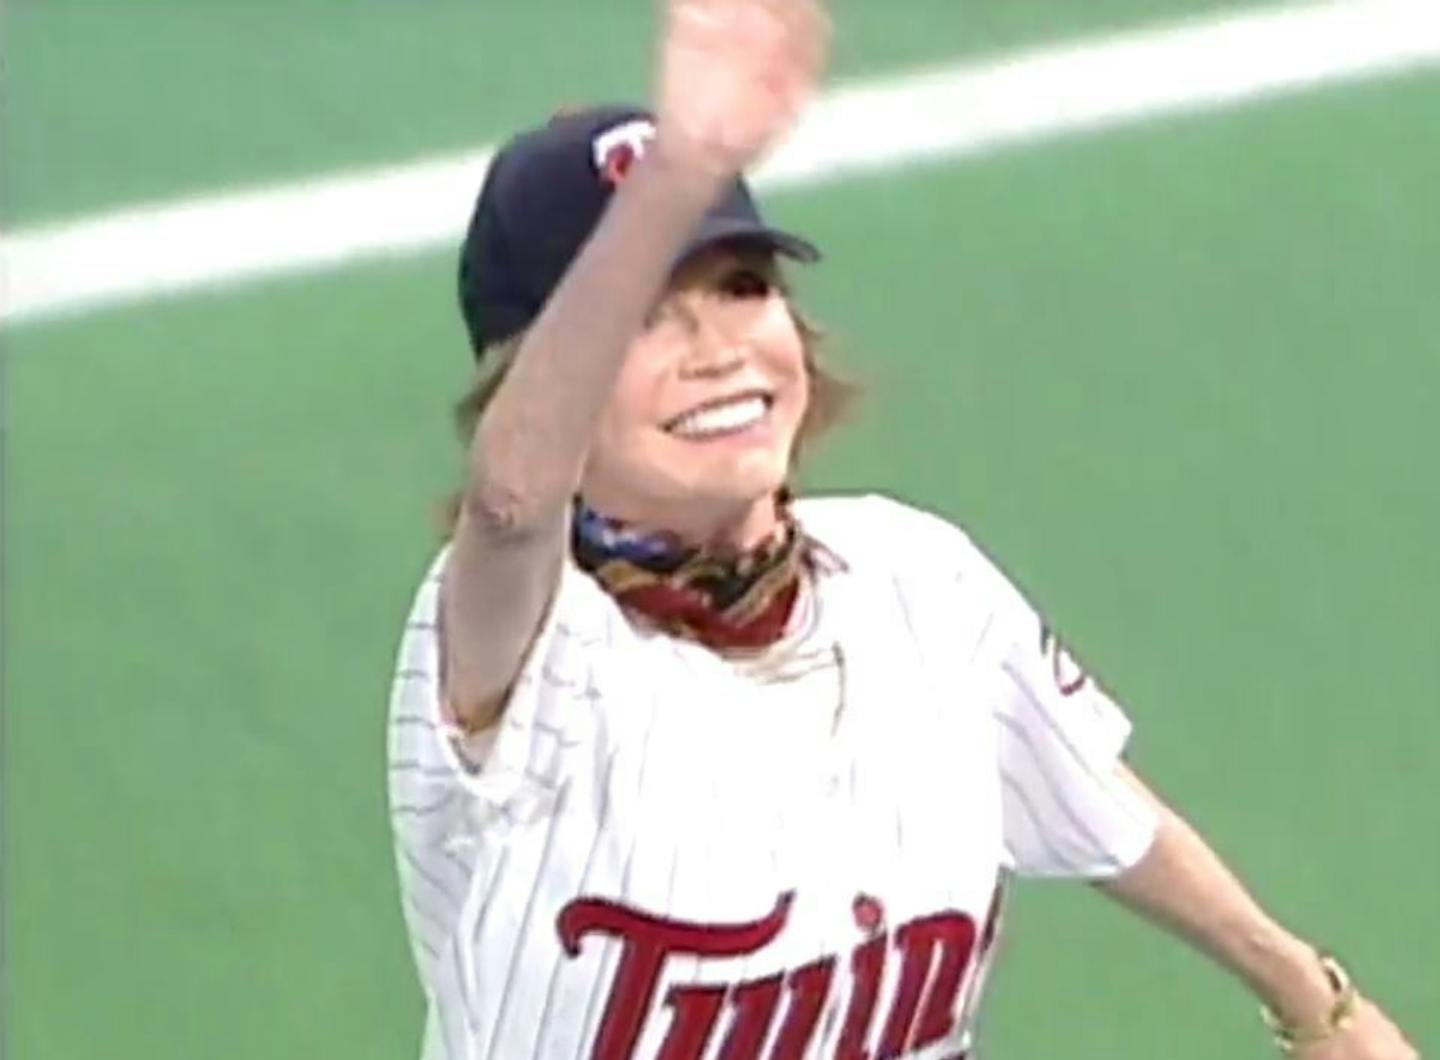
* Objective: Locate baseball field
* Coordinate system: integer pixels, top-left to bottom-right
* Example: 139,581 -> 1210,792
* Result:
3,1 -> 1437,1057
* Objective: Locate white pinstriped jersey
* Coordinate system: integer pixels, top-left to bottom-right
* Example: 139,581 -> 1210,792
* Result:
387,494 -> 1157,1060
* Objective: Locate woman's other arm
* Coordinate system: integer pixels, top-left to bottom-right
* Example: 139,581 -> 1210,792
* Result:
1098,767 -> 1419,1059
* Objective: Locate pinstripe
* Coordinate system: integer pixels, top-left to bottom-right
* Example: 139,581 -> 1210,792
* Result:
453,843 -> 512,1040
532,718 -> 585,747
517,642 -> 571,793
404,889 -> 453,944
451,929 -> 479,1044
538,661 -> 592,694
890,570 -> 924,648
393,789 -> 462,818
570,944 -> 615,1060
391,714 -> 443,731
997,652 -> 1155,839
392,758 -> 472,781
999,659 -> 1109,785
534,746 -> 619,1058
486,781 -> 574,1060
568,690 -> 664,1060
618,683 -> 665,902
442,845 -> 472,877
998,771 -> 1085,873
399,839 -> 469,908
467,843 -> 513,959
967,609 -> 998,664
993,711 -> 1116,862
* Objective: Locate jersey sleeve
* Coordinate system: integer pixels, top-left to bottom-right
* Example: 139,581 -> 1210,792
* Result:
385,549 -> 619,981
388,549 -> 617,830
841,496 -> 1158,881
952,541 -> 1158,881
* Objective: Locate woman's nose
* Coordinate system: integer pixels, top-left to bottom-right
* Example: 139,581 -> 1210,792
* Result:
676,300 -> 745,379
681,340 -> 745,379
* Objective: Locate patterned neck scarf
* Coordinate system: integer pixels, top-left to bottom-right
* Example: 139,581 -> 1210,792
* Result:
571,494 -> 808,650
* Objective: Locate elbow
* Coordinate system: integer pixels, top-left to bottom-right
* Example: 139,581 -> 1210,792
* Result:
460,473 -> 568,542
462,415 -> 582,540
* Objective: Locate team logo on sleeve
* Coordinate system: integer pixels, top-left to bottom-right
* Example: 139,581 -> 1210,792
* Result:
1040,623 -> 1089,696
592,119 -> 656,186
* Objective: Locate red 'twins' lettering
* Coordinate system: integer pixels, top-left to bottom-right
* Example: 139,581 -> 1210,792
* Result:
557,892 -> 981,1060
558,892 -> 793,1060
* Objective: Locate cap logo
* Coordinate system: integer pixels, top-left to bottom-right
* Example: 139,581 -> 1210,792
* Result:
592,119 -> 656,187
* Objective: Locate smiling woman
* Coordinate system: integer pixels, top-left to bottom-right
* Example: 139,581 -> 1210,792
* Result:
384,2 -> 1418,1059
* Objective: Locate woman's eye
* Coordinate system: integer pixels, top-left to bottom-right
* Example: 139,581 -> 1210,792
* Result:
642,300 -> 673,330
720,269 -> 774,299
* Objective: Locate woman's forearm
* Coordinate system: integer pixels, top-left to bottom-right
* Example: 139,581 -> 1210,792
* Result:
1098,767 -> 1339,1031
471,148 -> 724,532
443,147 -> 725,725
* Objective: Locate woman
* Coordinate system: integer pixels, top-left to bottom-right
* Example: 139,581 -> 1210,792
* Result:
386,1 -> 1419,1058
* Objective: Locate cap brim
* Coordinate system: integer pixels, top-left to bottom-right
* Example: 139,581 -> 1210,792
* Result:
678,217 -> 822,267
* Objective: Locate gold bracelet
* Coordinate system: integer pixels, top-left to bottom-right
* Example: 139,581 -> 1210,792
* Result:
1260,952 -> 1359,1054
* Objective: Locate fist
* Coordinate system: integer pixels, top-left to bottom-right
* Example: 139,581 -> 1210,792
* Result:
654,0 -> 830,179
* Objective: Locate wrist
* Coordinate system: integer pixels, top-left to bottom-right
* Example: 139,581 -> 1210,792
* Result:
647,127 -> 741,190
1259,950 -> 1360,1054
1237,927 -> 1335,1023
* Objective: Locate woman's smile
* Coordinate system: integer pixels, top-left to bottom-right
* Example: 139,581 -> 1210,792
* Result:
663,391 -> 774,440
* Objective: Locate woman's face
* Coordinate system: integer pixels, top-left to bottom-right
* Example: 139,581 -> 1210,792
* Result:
580,244 -> 809,540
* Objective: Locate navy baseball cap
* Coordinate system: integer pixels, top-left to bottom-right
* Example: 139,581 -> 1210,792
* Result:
458,105 -> 821,356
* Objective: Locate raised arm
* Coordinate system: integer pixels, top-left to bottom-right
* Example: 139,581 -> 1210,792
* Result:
1100,767 -> 1418,1060
442,0 -> 830,730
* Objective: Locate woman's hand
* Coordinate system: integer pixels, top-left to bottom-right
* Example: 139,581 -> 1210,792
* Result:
654,0 -> 830,179
1289,998 -> 1419,1060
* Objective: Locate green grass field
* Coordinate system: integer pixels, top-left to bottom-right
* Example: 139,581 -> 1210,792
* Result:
4,2 -> 1437,1058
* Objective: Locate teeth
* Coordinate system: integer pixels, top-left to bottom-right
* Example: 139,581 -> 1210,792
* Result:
670,396 -> 768,438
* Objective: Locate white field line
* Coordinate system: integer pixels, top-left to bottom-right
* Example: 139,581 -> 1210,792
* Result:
3,0 -> 1439,328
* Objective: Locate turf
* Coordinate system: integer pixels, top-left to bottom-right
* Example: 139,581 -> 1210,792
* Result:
4,0 -> 1250,223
